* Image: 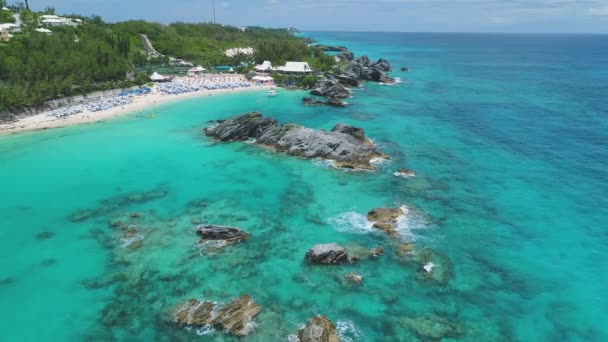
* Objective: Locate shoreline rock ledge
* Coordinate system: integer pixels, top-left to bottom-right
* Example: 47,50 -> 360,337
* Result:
204,112 -> 388,170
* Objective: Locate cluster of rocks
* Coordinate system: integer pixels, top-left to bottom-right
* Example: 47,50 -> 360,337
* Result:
302,96 -> 346,107
307,54 -> 395,105
172,295 -> 261,336
204,112 -> 388,170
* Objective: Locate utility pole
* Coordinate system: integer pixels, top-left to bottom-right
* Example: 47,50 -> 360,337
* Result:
213,0 -> 216,24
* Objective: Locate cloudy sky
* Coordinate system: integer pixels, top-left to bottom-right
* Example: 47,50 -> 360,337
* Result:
24,0 -> 608,33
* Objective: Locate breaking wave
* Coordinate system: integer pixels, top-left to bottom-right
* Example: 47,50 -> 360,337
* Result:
337,319 -> 362,341
328,211 -> 375,234
328,204 -> 428,240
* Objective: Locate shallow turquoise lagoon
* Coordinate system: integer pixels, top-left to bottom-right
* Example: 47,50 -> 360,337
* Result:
1,33 -> 607,341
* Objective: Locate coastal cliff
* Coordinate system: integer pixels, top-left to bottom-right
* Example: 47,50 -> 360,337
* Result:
204,112 -> 388,170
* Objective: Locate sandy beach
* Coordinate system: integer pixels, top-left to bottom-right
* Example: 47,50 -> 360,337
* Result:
0,84 -> 271,135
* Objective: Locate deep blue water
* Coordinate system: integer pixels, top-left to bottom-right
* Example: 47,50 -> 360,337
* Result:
0,32 -> 607,341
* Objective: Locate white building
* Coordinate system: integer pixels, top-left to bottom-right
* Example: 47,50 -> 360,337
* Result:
0,23 -> 20,34
35,27 -> 53,34
40,15 -> 79,27
255,61 -> 272,73
277,62 -> 313,75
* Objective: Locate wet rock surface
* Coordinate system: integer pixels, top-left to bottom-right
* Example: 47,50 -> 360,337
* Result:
305,243 -> 352,264
297,315 -> 340,342
172,295 -> 261,336
367,207 -> 404,236
205,112 -> 388,170
302,96 -> 346,107
196,224 -> 250,245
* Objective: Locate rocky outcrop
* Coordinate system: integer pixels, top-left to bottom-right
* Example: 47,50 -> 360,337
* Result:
303,97 -> 347,107
297,315 -> 340,342
310,78 -> 351,99
196,225 -> 250,245
305,243 -> 354,264
205,112 -> 388,170
401,66 -> 409,72
172,295 -> 261,336
314,44 -> 349,53
343,56 -> 395,83
400,315 -> 464,340
335,51 -> 355,62
367,207 -> 405,236
394,168 -> 416,178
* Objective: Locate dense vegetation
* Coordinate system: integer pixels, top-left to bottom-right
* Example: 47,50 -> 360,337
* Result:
0,6 -> 335,112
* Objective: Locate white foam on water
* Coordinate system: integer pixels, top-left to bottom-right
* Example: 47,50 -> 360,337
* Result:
378,77 -> 403,86
336,319 -> 362,342
393,170 -> 416,178
370,157 -> 389,164
328,211 -> 375,234
241,320 -> 258,335
195,325 -> 215,336
245,138 -> 257,144
120,234 -> 144,248
312,158 -> 336,169
287,334 -> 300,342
395,205 -> 428,241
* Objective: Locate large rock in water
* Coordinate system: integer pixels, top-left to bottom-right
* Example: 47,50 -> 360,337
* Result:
297,315 -> 340,342
205,112 -> 388,170
305,243 -> 353,264
172,295 -> 261,336
196,225 -> 250,245
367,207 -> 405,236
310,78 -> 351,99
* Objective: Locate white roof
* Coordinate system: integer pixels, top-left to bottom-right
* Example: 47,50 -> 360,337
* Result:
281,62 -> 312,73
188,66 -> 206,72
35,28 -> 52,33
252,76 -> 273,81
150,72 -> 167,80
256,61 -> 272,71
0,23 -> 18,29
2,6 -> 10,10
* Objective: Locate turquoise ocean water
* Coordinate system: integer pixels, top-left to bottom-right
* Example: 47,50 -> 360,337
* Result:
1,32 -> 607,341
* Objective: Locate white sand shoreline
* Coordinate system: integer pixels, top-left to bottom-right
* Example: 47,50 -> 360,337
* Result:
0,85 -> 272,136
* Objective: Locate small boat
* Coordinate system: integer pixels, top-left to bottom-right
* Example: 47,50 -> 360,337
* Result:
267,89 -> 277,97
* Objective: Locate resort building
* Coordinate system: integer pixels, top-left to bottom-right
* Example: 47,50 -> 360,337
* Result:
187,66 -> 206,77
255,61 -> 272,73
276,62 -> 313,76
35,27 -> 53,34
0,23 -> 20,34
39,15 -> 79,27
